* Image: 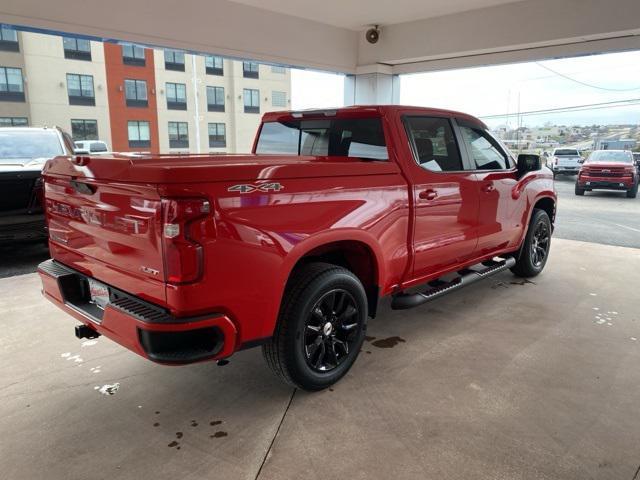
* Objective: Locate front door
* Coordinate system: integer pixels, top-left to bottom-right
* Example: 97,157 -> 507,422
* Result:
457,123 -> 523,256
402,116 -> 480,282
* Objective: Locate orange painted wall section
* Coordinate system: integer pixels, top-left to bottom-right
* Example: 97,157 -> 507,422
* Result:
103,43 -> 160,154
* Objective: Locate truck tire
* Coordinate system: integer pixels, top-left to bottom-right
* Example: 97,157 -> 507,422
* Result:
575,183 -> 585,196
510,209 -> 552,278
627,182 -> 638,198
263,262 -> 368,391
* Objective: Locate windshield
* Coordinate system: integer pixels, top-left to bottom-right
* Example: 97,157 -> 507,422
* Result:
554,149 -> 579,156
586,150 -> 633,164
256,117 -> 388,160
0,130 -> 64,162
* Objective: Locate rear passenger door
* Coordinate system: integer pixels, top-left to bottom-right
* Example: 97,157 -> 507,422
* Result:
402,116 -> 480,282
456,121 -> 523,256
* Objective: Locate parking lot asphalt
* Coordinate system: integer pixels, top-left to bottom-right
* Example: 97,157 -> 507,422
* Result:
1,238 -> 640,480
553,174 -> 640,249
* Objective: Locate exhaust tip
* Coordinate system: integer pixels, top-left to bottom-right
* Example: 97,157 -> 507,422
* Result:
75,324 -> 100,340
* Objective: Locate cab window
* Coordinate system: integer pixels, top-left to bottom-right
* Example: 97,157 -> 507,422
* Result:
256,118 -> 388,160
404,116 -> 463,172
459,126 -> 510,170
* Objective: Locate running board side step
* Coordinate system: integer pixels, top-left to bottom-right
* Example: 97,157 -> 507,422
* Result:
391,257 -> 516,310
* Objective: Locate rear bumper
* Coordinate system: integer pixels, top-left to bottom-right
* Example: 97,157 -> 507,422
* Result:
551,166 -> 579,174
38,259 -> 238,364
0,214 -> 46,244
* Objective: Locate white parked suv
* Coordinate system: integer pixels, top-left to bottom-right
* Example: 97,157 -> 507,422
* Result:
547,148 -> 582,177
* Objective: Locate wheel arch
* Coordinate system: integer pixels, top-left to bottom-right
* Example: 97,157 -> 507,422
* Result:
533,196 -> 556,225
514,194 -> 556,258
280,232 -> 384,319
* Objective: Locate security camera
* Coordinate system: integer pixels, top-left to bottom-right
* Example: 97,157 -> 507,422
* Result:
365,26 -> 380,44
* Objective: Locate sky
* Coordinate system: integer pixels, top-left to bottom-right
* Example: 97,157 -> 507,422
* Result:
291,50 -> 640,128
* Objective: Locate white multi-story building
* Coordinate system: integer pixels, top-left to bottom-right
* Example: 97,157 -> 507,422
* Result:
0,28 -> 291,154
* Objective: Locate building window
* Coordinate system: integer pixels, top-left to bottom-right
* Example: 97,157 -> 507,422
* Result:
205,56 -> 223,75
0,26 -> 19,52
128,120 -> 150,148
243,61 -> 259,79
271,65 -> 286,74
124,79 -> 148,107
168,121 -> 189,148
206,86 -> 224,112
243,88 -> 260,114
0,117 -> 28,127
166,82 -> 186,110
63,37 -> 91,61
0,67 -> 25,102
71,119 -> 98,140
122,44 -> 145,66
164,49 -> 185,71
67,73 -> 95,106
272,91 -> 286,107
208,123 -> 226,148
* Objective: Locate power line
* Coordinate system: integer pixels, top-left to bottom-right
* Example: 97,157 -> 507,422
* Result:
479,98 -> 640,119
535,62 -> 640,91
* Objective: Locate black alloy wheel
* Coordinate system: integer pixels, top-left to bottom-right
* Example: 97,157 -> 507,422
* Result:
303,289 -> 360,372
263,262 -> 368,391
510,208 -> 552,278
530,220 -> 550,268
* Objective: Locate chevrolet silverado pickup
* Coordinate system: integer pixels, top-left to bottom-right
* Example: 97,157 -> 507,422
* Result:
575,150 -> 638,198
38,106 -> 556,390
548,147 -> 582,177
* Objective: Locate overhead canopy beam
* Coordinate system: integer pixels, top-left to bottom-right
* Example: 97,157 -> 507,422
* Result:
358,0 -> 640,74
0,0 -> 358,73
1,0 -> 639,76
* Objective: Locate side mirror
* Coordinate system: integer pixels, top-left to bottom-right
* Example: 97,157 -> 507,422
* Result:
517,154 -> 541,178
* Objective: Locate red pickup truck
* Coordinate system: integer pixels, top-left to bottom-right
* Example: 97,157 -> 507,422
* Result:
575,150 -> 638,198
38,106 -> 556,390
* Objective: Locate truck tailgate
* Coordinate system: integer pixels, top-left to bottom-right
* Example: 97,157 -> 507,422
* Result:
557,156 -> 581,167
45,174 -> 166,306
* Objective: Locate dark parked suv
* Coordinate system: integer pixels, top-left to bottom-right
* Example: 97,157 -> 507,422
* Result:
0,127 -> 73,244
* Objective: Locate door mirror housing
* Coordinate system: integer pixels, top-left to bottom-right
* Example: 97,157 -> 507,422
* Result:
517,154 -> 541,178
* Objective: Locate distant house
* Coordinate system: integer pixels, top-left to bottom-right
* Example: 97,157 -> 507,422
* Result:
594,138 -> 637,150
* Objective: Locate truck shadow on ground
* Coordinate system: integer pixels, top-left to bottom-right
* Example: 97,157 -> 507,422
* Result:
0,241 -> 50,278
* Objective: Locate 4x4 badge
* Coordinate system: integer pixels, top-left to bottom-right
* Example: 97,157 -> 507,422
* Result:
228,182 -> 283,194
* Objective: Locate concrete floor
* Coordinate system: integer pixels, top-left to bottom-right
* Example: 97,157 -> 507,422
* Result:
1,238 -> 640,480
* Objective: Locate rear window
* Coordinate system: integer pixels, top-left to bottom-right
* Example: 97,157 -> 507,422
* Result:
256,118 -> 388,160
554,149 -> 579,156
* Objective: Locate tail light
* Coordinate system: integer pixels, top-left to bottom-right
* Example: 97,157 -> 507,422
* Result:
29,176 -> 45,213
161,198 -> 211,284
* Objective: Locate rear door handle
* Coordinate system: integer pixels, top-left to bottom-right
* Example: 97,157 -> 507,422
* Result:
419,189 -> 438,200
481,183 -> 495,193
